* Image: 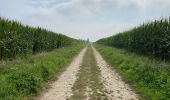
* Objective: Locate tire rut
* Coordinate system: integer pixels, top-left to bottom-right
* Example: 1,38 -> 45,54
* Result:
39,47 -> 87,100
93,46 -> 139,100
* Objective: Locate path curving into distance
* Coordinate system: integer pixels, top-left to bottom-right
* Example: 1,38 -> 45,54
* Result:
39,45 -> 139,100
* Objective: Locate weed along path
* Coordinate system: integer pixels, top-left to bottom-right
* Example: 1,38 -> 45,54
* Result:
68,45 -> 108,100
39,45 -> 139,100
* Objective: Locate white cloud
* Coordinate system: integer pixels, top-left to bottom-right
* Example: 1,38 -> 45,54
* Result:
0,0 -> 170,41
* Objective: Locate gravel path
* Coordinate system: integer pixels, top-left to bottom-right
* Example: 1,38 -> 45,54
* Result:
39,46 -> 139,100
93,47 -> 139,100
39,47 -> 87,100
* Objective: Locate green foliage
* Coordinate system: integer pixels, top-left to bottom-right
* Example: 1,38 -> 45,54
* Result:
0,17 -> 77,60
0,44 -> 84,99
8,70 -> 42,95
97,18 -> 170,60
41,64 -> 50,81
95,45 -> 170,99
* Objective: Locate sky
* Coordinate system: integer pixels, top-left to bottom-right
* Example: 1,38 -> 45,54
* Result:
0,0 -> 170,41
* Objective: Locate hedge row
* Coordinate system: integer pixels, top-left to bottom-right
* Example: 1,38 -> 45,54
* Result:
97,18 -> 170,60
0,17 -> 76,60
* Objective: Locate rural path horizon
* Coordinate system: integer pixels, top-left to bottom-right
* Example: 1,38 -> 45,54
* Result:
39,45 -> 139,100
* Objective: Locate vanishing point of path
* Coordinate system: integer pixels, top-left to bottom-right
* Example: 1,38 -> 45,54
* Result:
39,45 -> 139,100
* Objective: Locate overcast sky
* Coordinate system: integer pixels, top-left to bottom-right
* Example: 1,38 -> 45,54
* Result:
0,0 -> 170,41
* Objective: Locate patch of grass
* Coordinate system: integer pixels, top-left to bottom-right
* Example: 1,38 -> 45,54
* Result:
69,45 -> 107,100
0,44 -> 85,100
95,44 -> 170,100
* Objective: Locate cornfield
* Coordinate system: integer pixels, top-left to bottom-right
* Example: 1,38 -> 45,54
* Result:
97,18 -> 170,60
0,17 -> 76,60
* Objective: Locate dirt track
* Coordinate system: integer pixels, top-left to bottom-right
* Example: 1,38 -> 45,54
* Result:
39,48 -> 86,100
93,47 -> 139,100
39,46 -> 139,100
